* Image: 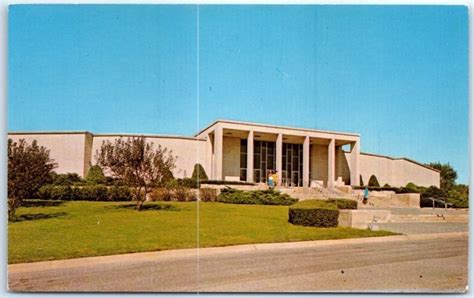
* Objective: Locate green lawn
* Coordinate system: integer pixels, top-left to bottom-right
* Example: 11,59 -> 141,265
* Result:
9,201 -> 395,264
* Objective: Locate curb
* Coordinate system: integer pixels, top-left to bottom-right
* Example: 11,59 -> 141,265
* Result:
9,231 -> 468,274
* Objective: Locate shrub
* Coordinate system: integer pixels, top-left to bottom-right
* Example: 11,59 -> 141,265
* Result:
176,178 -> 199,189
50,172 -> 83,186
217,188 -> 297,205
200,188 -> 218,202
447,185 -> 469,208
327,198 -> 357,210
108,186 -> 132,201
419,186 -> 448,208
288,200 -> 339,227
149,188 -> 173,201
359,175 -> 364,187
368,175 -> 380,187
38,185 -> 74,200
37,185 -> 125,201
86,165 -> 106,185
191,163 -> 208,181
76,185 -> 109,201
396,187 -> 420,194
174,186 -> 195,202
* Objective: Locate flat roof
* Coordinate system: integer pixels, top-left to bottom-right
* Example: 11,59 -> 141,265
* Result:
8,131 -> 205,141
196,119 -> 361,137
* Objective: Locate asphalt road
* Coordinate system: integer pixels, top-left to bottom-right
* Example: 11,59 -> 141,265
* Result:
8,233 -> 468,293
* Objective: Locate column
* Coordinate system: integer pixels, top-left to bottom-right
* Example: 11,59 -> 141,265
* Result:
246,130 -> 254,183
206,134 -> 213,180
350,140 -> 360,186
328,138 -> 335,188
276,133 -> 283,186
303,136 -> 310,187
214,126 -> 223,181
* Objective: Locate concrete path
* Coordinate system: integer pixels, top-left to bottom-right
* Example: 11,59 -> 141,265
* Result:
8,232 -> 468,293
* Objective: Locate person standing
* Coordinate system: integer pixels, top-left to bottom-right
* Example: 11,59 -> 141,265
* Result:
363,187 -> 369,204
272,171 -> 279,188
268,171 -> 274,189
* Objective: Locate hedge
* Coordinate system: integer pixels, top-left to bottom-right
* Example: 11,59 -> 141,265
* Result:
217,188 -> 297,205
199,188 -> 218,202
149,187 -> 196,202
37,185 -> 132,201
327,198 -> 358,210
288,200 -> 339,227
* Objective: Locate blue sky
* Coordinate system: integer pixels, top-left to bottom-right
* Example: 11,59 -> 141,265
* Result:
8,5 -> 468,183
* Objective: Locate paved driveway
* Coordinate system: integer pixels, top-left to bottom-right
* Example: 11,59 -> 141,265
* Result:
9,232 -> 468,293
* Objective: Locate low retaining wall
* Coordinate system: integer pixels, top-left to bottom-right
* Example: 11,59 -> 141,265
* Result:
359,193 -> 420,209
338,210 -> 392,229
389,193 -> 420,208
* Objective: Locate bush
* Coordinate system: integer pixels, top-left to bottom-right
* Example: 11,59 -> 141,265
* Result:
359,175 -> 364,187
368,175 -> 380,187
174,185 -> 196,202
86,165 -> 106,185
176,178 -> 199,189
419,186 -> 448,208
288,200 -> 339,227
84,185 -> 109,201
447,185 -> 469,208
50,172 -> 83,186
108,186 -> 132,201
200,188 -> 218,202
217,188 -> 297,205
327,198 -> 358,210
397,187 -> 420,194
149,188 -> 173,201
37,185 -> 129,201
191,163 -> 208,181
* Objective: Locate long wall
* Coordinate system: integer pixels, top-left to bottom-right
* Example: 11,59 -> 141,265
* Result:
354,152 -> 440,188
91,135 -> 207,179
8,131 -> 440,187
9,133 -> 91,176
9,133 -> 208,179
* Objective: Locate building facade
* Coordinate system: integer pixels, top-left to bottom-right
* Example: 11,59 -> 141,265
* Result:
8,119 -> 440,188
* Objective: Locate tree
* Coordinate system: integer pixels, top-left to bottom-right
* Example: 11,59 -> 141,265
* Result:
8,139 -> 56,220
427,162 -> 457,190
368,175 -> 380,187
86,165 -> 106,184
191,163 -> 208,181
96,137 -> 176,210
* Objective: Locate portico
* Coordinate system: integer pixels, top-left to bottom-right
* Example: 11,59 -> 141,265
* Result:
198,120 -> 360,187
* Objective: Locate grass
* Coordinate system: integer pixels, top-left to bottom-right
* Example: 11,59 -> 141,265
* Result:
9,200 -> 396,264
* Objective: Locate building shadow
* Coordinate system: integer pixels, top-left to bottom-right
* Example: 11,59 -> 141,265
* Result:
115,204 -> 180,212
22,200 -> 65,208
12,212 -> 68,222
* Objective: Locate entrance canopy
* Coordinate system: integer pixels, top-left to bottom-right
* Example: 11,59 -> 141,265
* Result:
197,120 -> 361,187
